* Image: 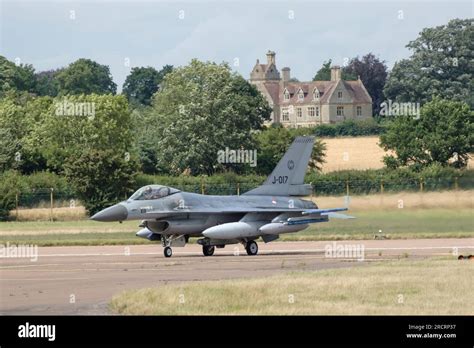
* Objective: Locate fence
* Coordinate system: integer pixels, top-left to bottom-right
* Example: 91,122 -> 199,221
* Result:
13,176 -> 474,212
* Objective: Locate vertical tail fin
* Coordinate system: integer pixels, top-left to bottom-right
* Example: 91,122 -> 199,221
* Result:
244,136 -> 314,196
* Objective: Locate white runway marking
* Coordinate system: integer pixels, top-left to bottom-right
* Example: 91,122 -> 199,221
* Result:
1,277 -> 90,281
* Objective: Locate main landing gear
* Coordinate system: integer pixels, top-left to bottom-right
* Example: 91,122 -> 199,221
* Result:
162,236 -> 259,258
202,245 -> 215,256
245,240 -> 258,256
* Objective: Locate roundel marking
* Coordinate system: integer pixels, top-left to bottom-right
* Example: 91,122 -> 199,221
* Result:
288,160 -> 295,170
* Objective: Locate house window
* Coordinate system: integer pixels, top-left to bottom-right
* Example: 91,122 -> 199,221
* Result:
282,108 -> 289,121
297,108 -> 302,117
336,106 -> 344,116
338,91 -> 343,99
308,107 -> 315,117
298,91 -> 304,101
313,89 -> 319,100
316,106 -> 320,117
283,90 -> 290,101
357,106 -> 362,116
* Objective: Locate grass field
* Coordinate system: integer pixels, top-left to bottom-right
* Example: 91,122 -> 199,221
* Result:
313,190 -> 473,212
109,258 -> 474,315
321,136 -> 474,173
10,190 -> 473,222
12,206 -> 87,221
0,208 -> 472,246
1,190 -> 472,246
321,136 -> 386,172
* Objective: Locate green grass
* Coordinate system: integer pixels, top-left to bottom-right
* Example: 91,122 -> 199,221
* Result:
109,259 -> 474,315
281,208 -> 474,241
0,209 -> 472,246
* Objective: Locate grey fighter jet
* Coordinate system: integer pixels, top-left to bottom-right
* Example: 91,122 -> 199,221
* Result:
91,136 -> 354,257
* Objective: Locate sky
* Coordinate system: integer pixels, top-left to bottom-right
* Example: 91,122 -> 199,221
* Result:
1,0 -> 472,91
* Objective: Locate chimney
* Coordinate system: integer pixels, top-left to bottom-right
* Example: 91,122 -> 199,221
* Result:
282,67 -> 290,82
266,50 -> 276,65
331,66 -> 341,81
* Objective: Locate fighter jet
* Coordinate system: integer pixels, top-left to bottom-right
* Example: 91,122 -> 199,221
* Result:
91,136 -> 354,257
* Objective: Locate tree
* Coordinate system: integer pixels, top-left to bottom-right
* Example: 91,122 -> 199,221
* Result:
150,59 -> 272,175
0,56 -> 36,95
380,98 -> 473,169
313,60 -> 332,81
255,125 -> 326,175
56,58 -> 117,95
313,59 -> 357,81
384,18 -> 473,108
122,65 -> 173,106
0,128 -> 19,172
35,69 -> 62,97
30,94 -> 135,173
26,94 -> 141,214
343,53 -> 388,115
0,93 -> 50,174
254,125 -> 293,175
0,170 -> 27,220
64,149 -> 139,215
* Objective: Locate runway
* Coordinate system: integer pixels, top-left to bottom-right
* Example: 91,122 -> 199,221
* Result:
1,238 -> 473,315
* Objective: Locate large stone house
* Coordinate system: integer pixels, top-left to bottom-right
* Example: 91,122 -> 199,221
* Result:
249,51 -> 373,127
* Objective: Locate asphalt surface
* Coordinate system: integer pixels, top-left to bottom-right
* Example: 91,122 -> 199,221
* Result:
1,239 -> 473,315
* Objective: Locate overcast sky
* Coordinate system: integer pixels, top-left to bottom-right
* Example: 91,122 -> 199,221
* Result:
1,0 -> 472,91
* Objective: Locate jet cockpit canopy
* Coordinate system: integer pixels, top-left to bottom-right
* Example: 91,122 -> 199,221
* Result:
129,185 -> 180,200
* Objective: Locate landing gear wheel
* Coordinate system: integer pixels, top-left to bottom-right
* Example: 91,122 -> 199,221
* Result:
164,246 -> 173,258
202,245 -> 215,256
246,241 -> 258,256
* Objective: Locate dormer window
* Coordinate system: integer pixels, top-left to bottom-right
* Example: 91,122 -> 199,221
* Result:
338,91 -> 343,99
283,89 -> 290,101
297,89 -> 304,102
313,88 -> 320,100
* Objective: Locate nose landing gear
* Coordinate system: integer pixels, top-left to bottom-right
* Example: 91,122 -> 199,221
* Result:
163,246 -> 173,258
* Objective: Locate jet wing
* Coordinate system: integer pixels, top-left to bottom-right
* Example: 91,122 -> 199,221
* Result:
286,208 -> 355,225
143,206 -> 353,217
144,207 -> 307,216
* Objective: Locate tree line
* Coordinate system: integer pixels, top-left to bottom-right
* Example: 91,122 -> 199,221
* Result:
0,18 -> 472,216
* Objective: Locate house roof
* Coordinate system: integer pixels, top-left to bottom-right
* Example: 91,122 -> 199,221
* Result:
265,80 -> 371,105
263,82 -> 280,105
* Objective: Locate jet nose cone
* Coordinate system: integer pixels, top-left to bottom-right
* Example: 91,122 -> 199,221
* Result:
90,204 -> 128,222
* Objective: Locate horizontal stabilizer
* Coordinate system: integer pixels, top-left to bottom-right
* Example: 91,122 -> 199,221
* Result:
323,212 -> 355,219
